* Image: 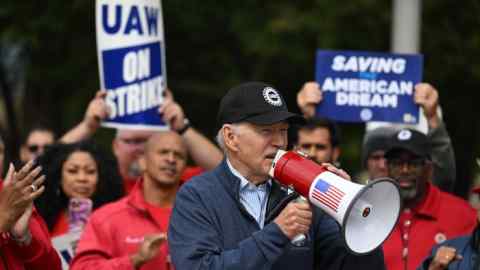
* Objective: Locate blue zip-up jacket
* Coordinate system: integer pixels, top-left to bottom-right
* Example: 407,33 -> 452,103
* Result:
418,227 -> 479,270
168,160 -> 385,270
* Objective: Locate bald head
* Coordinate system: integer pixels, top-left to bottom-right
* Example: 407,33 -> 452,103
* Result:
144,131 -> 187,155
140,131 -> 188,187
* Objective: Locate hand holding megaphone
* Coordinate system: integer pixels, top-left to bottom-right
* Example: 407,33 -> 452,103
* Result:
269,150 -> 401,254
273,198 -> 312,242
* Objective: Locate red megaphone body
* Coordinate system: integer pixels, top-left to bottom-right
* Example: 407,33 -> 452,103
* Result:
269,150 -> 401,254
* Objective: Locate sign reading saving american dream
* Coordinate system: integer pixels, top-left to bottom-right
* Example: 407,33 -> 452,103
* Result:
96,0 -> 167,130
315,50 -> 423,124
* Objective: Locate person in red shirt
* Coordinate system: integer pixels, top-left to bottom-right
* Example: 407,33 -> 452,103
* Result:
381,128 -> 476,270
61,89 -> 223,194
0,160 -> 61,270
71,131 -> 187,270
34,141 -> 124,237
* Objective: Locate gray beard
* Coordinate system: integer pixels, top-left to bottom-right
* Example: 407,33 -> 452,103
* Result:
399,187 -> 417,202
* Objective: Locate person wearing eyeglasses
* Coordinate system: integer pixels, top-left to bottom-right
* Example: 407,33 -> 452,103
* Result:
60,90 -> 223,194
19,125 -> 55,164
381,128 -> 477,270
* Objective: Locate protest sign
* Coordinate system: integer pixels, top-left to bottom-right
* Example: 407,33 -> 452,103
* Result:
96,0 -> 167,130
315,50 -> 423,124
52,234 -> 76,270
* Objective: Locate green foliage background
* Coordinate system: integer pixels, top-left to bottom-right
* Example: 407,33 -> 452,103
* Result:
1,0 -> 479,197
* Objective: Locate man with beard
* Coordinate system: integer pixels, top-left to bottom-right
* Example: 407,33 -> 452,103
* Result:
381,128 -> 476,270
168,82 -> 385,270
71,131 -> 186,270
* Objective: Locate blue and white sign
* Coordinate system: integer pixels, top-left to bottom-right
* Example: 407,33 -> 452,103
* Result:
96,0 -> 167,130
52,234 -> 76,270
315,50 -> 423,124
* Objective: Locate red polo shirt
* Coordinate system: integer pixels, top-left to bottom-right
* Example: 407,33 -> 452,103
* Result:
382,182 -> 477,270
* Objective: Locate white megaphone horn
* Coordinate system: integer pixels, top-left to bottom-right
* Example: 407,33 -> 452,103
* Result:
269,150 -> 401,254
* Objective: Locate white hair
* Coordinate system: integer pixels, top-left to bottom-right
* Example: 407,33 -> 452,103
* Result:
216,123 -> 242,153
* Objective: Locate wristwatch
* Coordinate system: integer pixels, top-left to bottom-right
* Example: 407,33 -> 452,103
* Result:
177,118 -> 191,135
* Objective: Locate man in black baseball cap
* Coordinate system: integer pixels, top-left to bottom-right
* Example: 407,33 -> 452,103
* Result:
217,81 -> 304,127
169,81 -> 385,270
382,128 -> 477,270
384,128 -> 432,204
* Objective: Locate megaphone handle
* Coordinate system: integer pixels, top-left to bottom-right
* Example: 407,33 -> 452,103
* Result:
291,196 -> 308,246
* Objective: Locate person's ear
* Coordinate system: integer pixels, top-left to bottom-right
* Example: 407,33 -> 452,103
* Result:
423,160 -> 434,180
138,153 -> 146,172
223,125 -> 240,152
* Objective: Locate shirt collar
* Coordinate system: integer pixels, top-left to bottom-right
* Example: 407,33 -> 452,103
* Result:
412,182 -> 440,219
226,158 -> 272,190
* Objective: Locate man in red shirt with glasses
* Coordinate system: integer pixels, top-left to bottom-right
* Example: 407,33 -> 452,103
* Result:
381,128 -> 476,270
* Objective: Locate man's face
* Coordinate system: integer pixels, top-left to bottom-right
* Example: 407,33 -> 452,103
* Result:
141,132 -> 187,186
113,130 -> 155,177
386,149 -> 430,203
227,122 -> 288,183
21,130 -> 55,162
367,150 -> 388,179
295,127 -> 338,164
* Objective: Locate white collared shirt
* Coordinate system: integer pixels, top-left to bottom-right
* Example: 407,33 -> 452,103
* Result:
227,159 -> 271,228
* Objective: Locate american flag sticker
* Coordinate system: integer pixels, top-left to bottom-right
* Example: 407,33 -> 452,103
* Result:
311,179 -> 346,212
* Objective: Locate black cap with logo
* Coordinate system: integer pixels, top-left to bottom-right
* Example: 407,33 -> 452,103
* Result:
217,82 -> 304,127
384,128 -> 431,159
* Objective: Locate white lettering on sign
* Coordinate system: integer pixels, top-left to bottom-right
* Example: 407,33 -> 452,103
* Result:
336,93 -> 398,108
123,48 -> 151,83
331,55 -> 406,74
106,77 -> 163,118
322,78 -> 413,95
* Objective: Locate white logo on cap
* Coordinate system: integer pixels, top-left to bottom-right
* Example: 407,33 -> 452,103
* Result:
262,87 -> 283,106
398,130 -> 412,141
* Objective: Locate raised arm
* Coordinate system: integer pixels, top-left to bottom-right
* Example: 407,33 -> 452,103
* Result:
414,83 -> 456,192
60,90 -> 109,144
159,90 -> 222,170
297,81 -> 323,119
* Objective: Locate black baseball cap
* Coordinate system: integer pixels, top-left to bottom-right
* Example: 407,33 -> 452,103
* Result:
384,128 -> 431,159
217,82 -> 304,127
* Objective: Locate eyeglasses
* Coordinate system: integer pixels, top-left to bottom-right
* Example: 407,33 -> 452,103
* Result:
27,144 -> 51,153
387,158 -> 426,170
118,138 -> 147,145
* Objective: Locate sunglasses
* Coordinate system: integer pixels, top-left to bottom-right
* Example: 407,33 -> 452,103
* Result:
27,144 -> 51,153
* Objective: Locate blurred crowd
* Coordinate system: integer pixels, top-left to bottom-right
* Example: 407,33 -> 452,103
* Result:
0,80 -> 478,270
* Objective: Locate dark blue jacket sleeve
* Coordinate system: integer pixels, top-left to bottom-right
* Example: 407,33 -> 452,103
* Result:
168,184 -> 290,270
314,210 -> 386,270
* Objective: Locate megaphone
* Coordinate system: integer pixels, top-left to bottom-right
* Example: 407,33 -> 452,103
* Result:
269,150 -> 401,254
